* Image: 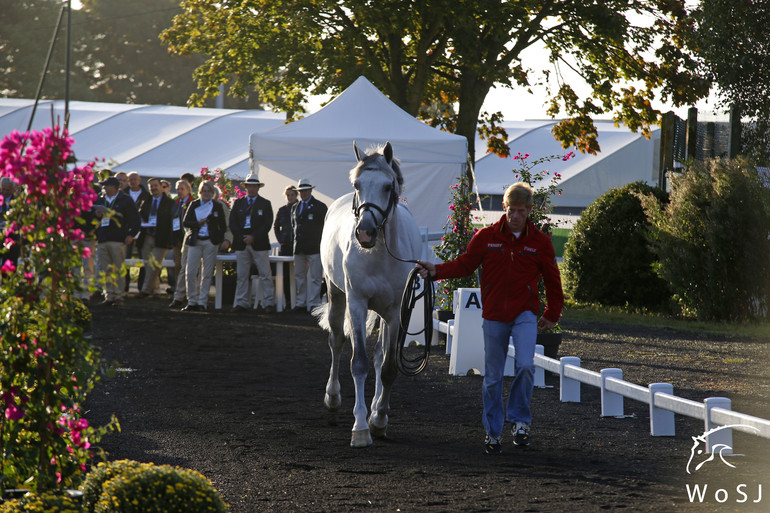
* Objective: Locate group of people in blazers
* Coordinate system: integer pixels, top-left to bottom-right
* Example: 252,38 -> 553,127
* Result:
91,171 -> 327,313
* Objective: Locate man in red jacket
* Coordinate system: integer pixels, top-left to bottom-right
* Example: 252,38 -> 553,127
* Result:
417,182 -> 563,455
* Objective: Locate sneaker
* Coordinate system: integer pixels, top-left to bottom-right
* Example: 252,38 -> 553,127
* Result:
511,422 -> 530,447
484,434 -> 503,455
168,300 -> 185,309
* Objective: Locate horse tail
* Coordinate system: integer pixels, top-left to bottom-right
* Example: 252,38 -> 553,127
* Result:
312,304 -> 330,331
366,311 -> 379,336
313,303 -> 379,338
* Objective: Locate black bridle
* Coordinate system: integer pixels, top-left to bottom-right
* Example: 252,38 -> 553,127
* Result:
351,180 -> 398,232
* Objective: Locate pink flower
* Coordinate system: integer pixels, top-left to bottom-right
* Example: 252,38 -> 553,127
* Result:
82,246 -> 92,259
5,404 -> 25,421
1,259 -> 15,273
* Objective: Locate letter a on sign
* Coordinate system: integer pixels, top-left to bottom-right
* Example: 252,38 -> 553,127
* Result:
464,292 -> 482,310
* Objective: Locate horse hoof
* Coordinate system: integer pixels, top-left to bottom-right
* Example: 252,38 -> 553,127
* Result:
350,429 -> 373,448
369,424 -> 387,439
324,394 -> 341,412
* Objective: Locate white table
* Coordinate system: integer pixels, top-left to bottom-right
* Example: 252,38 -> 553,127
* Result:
214,253 -> 295,311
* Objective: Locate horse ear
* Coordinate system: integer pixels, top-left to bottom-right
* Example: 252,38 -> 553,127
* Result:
383,142 -> 393,164
353,141 -> 362,162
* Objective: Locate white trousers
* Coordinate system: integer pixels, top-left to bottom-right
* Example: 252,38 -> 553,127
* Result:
185,240 -> 217,307
294,253 -> 322,309
234,247 -> 274,308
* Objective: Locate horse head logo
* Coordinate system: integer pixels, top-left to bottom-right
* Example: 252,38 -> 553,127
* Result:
686,424 -> 760,474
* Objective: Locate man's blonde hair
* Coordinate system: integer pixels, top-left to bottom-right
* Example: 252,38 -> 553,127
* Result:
503,182 -> 534,207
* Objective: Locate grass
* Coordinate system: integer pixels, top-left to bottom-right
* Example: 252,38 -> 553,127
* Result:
563,300 -> 770,340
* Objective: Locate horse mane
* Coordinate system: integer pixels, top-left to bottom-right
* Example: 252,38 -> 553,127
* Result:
349,144 -> 404,192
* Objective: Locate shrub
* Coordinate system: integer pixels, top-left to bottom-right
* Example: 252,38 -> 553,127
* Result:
87,461 -> 229,513
81,460 -> 144,513
562,182 -> 671,310
0,491 -> 80,513
640,158 -> 770,321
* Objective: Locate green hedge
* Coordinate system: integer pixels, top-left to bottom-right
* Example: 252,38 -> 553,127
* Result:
562,182 -> 671,310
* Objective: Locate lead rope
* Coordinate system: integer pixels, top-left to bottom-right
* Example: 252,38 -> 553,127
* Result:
381,229 -> 434,376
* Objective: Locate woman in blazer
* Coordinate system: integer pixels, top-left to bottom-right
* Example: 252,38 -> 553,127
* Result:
181,181 -> 227,311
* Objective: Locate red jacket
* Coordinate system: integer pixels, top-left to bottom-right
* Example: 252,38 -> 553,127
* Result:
435,215 -> 563,323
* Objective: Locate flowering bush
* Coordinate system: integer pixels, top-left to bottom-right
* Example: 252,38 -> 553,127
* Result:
0,491 -> 81,513
84,460 -> 229,513
0,127 -> 117,493
196,167 -> 246,207
510,151 -> 573,234
433,172 -> 479,310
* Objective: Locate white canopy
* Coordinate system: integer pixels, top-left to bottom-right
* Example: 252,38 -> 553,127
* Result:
0,98 -> 284,178
249,76 -> 468,232
473,120 -> 659,209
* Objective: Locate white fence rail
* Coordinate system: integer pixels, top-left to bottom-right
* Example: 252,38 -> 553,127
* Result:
432,313 -> 770,454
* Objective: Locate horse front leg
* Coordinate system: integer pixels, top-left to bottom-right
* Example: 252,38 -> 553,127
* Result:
324,283 -> 346,413
348,300 -> 372,448
369,310 -> 398,439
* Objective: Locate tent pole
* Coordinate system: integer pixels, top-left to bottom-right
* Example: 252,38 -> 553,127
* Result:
27,5 -> 67,133
64,0 -> 72,128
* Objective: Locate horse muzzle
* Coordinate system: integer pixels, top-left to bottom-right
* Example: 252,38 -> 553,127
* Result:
355,217 -> 378,249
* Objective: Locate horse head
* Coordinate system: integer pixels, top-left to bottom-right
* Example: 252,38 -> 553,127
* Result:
350,142 -> 403,249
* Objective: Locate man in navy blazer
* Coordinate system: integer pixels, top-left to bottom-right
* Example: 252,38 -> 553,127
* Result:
94,176 -> 141,306
135,177 -> 174,298
230,174 -> 275,312
291,178 -> 327,312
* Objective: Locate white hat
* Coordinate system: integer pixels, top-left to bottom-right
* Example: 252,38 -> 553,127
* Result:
241,174 -> 264,186
296,178 -> 314,190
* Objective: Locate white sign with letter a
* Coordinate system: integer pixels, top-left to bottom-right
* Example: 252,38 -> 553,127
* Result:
449,288 -> 485,375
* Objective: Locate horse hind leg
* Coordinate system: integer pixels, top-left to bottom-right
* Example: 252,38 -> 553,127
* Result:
324,284 -> 346,414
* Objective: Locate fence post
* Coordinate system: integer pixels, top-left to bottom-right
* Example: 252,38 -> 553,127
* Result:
445,319 -> 455,355
534,345 -> 545,388
600,368 -> 624,417
704,397 -> 733,455
560,356 -> 581,402
649,383 -> 675,436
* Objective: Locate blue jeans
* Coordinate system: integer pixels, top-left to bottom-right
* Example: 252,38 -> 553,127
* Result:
482,311 -> 537,437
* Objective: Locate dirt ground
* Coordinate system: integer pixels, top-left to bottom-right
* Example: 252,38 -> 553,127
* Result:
84,296 -> 770,513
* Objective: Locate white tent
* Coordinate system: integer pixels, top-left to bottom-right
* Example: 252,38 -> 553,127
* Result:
249,76 -> 468,233
0,98 -> 285,178
473,120 -> 660,211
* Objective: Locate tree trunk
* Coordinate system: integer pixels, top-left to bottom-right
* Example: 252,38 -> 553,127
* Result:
455,73 -> 492,178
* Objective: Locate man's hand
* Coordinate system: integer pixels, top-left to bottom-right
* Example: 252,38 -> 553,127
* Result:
243,235 -> 254,246
220,240 -> 231,251
415,260 -> 436,280
537,317 -> 557,331
124,235 -> 133,245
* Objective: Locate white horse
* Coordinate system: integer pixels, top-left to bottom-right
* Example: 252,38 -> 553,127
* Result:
316,142 -> 422,448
